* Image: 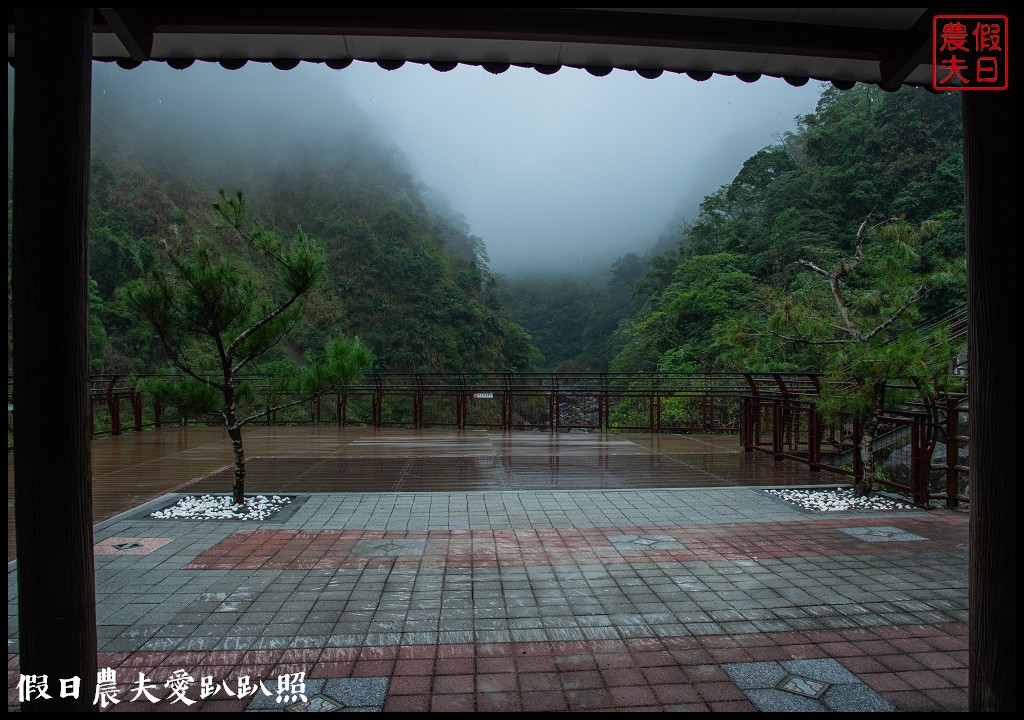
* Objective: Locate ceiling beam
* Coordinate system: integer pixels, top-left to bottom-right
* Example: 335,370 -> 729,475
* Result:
96,8 -> 905,62
878,8 -> 935,89
97,7 -> 152,61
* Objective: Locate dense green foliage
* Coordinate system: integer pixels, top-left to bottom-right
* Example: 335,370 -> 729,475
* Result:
500,252 -> 647,371
610,85 -> 966,376
78,70 -> 540,377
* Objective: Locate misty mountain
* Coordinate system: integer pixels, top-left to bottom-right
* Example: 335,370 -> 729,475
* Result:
72,63 -> 541,375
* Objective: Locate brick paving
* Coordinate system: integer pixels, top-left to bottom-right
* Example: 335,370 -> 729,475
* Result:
8,430 -> 970,711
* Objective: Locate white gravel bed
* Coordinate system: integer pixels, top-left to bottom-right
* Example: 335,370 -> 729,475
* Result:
766,487 -> 918,512
149,494 -> 292,520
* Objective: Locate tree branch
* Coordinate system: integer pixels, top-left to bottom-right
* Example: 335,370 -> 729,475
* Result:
796,258 -> 832,277
859,286 -> 926,341
226,289 -> 303,358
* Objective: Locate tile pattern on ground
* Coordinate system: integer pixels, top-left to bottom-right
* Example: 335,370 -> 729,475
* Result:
839,526 -> 927,542
245,677 -> 389,712
350,539 -> 427,557
94,537 -> 176,556
724,658 -> 894,712
183,516 -> 959,571
607,534 -> 686,551
7,623 -> 968,712
9,483 -> 970,712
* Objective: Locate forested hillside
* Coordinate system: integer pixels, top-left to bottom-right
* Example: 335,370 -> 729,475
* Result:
567,85 -> 964,374
9,72 -> 965,380
56,65 -> 541,375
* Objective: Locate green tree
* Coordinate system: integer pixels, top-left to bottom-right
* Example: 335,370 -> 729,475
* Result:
127,190 -> 373,503
760,217 -> 962,496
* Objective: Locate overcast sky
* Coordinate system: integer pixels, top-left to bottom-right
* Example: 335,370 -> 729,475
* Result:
334,62 -> 822,273
85,60 -> 823,275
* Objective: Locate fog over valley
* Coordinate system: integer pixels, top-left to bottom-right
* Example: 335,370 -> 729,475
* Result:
88,61 -> 821,274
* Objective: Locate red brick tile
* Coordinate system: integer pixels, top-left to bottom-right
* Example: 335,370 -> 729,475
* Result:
433,674 -> 475,694
839,655 -> 888,674
431,693 -> 475,712
595,652 -> 634,670
780,643 -> 824,660
309,661 -> 353,678
708,699 -> 758,712
520,672 -> 562,693
476,691 -> 523,712
351,660 -> 393,677
358,645 -> 398,661
899,670 -> 953,690
477,657 -> 513,674
876,653 -> 926,671
708,647 -> 753,663
437,644 -> 475,659
516,655 -> 557,673
935,667 -> 968,686
859,672 -> 915,692
477,643 -> 515,657
565,688 -> 613,711
609,685 -> 659,707
693,681 -> 745,702
476,673 -> 517,693
602,668 -> 647,687
815,641 -> 864,658
388,675 -> 431,695
385,692 -> 431,712
746,645 -> 786,662
922,687 -> 969,711
911,652 -> 963,670
279,648 -> 320,664
891,637 -> 933,653
317,647 -> 358,663
397,645 -> 437,660
554,654 -> 599,672
882,690 -> 942,711
393,659 -> 434,676
560,670 -> 605,691
668,648 -> 715,665
640,666 -> 688,685
632,650 -> 676,667
653,683 -> 702,705
521,690 -> 568,712
428,657 -> 471,677
923,635 -> 968,652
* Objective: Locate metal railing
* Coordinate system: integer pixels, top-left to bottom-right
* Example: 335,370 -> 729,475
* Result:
739,394 -> 967,508
7,371 -> 969,508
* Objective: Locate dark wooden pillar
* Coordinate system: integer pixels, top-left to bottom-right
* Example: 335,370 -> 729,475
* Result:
964,88 -> 1015,712
12,9 -> 97,712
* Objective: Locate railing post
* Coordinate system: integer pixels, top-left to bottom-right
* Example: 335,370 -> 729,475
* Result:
772,399 -> 783,461
154,399 -> 163,429
946,395 -> 959,508
911,416 -> 929,506
740,398 -> 751,451
108,386 -> 120,436
809,405 -> 821,472
852,417 -> 863,487
132,389 -> 142,432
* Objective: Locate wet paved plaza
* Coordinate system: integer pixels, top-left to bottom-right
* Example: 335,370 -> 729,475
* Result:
8,428 -> 968,711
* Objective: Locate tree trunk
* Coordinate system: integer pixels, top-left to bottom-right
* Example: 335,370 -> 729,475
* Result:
854,380 -> 886,497
222,384 -> 246,505
227,421 -> 246,505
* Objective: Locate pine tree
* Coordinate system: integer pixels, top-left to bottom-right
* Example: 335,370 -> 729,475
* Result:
127,190 -> 372,503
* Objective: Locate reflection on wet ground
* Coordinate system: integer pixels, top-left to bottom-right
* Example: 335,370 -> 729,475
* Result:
7,427 -> 843,559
